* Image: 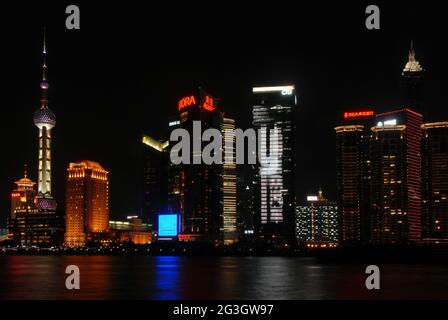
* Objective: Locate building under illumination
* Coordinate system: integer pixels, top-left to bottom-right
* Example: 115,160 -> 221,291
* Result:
252,85 -> 296,245
221,117 -> 237,244
65,161 -> 110,247
109,216 -> 152,244
10,169 -> 38,245
142,134 -> 170,229
421,122 -> 448,243
335,110 -> 374,245
177,88 -> 224,243
296,189 -> 338,247
10,168 -> 37,220
370,109 -> 422,244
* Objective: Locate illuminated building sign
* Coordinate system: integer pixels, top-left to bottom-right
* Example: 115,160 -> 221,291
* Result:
307,196 -> 318,202
178,90 -> 218,112
178,96 -> 197,111
377,119 -> 397,126
253,85 -> 295,94
202,95 -> 215,111
158,213 -> 180,237
344,110 -> 375,119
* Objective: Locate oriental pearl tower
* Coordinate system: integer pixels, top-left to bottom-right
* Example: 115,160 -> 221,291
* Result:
33,31 -> 57,211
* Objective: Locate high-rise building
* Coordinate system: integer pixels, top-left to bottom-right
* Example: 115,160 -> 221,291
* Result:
335,110 -> 374,245
65,161 -> 110,247
221,117 -> 237,244
141,120 -> 184,235
142,135 -> 170,228
370,109 -> 422,244
296,189 -> 338,248
252,85 -> 296,245
421,122 -> 448,243
176,88 -> 223,243
400,41 -> 424,112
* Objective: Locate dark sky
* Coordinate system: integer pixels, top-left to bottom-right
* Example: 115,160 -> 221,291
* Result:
0,2 -> 446,226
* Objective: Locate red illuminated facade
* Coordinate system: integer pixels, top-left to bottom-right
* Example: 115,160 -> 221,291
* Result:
421,122 -> 448,243
370,108 -> 422,243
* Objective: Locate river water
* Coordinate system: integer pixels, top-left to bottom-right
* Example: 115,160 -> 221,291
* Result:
0,256 -> 447,299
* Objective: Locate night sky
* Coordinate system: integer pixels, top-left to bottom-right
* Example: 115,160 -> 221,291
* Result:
1,2 -> 446,226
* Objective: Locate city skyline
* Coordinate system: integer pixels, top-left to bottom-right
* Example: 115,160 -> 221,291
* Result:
1,3 -> 447,227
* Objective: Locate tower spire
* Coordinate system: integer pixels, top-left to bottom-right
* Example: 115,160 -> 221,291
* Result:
402,40 -> 423,74
33,28 -> 57,210
40,27 -> 49,110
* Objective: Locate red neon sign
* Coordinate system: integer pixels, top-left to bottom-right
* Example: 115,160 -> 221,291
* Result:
178,95 -> 197,111
202,95 -> 215,111
344,110 -> 374,119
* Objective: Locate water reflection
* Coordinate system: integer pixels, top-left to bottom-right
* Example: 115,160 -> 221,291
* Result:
153,256 -> 181,299
0,256 -> 447,299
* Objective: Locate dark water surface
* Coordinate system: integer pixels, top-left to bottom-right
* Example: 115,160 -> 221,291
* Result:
0,256 -> 447,299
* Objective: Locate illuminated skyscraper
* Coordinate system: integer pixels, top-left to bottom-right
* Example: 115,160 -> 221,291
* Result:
296,189 -> 338,247
65,161 -> 110,247
335,110 -> 374,245
252,85 -> 296,245
33,32 -> 57,212
176,88 -> 223,243
421,122 -> 448,243
221,117 -> 237,244
142,135 -> 170,229
371,109 -> 422,243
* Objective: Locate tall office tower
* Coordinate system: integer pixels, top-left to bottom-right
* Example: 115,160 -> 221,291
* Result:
252,85 -> 296,245
166,120 -> 184,218
33,33 -> 57,212
221,117 -> 237,244
400,41 -> 424,112
296,189 -> 338,247
142,135 -> 169,228
177,88 -> 223,242
370,109 -> 422,244
335,111 -> 375,245
65,161 -> 110,247
421,122 -> 448,243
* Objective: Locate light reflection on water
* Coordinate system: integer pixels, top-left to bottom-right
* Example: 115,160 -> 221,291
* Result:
0,255 -> 447,300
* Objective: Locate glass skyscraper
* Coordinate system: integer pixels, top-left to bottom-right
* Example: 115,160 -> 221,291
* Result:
252,85 -> 296,245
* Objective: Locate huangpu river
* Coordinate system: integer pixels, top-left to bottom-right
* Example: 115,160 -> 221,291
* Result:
0,256 -> 447,299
